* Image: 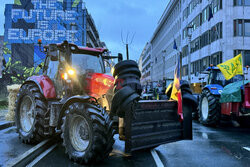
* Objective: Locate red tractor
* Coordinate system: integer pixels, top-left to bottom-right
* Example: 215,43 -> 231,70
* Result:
15,41 -> 196,164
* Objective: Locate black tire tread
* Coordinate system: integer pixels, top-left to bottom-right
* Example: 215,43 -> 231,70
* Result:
111,86 -> 135,114
15,83 -> 51,144
198,90 -> 220,126
113,60 -> 138,77
61,102 -> 115,164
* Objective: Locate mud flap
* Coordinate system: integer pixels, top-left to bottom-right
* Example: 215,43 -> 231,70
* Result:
125,100 -> 184,153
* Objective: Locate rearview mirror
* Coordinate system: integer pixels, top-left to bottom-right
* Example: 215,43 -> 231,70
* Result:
118,53 -> 123,62
198,77 -> 204,80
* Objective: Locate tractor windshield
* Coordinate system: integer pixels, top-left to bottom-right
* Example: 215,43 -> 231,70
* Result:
71,54 -> 103,74
209,70 -> 244,86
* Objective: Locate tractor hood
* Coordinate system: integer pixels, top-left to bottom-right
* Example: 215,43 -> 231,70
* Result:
204,84 -> 224,95
85,73 -> 114,98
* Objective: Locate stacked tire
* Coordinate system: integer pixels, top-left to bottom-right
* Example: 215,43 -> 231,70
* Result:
111,60 -> 142,118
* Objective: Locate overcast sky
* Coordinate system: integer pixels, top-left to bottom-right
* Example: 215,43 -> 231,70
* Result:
0,0 -> 170,61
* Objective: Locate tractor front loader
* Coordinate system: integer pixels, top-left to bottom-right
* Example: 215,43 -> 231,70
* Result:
15,41 -> 196,164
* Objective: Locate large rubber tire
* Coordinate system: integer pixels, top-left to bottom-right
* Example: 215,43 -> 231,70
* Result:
111,86 -> 135,115
113,60 -> 138,77
114,78 -> 142,94
198,90 -> 220,126
116,93 -> 140,117
15,83 -> 51,144
117,67 -> 141,78
115,73 -> 140,80
61,102 -> 115,164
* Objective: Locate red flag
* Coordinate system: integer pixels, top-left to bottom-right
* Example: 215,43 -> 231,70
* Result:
170,56 -> 183,122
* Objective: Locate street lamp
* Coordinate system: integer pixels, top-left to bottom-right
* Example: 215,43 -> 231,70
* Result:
187,25 -> 193,83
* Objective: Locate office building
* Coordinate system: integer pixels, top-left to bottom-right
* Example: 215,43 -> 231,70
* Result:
141,0 -> 250,85
4,0 -> 105,67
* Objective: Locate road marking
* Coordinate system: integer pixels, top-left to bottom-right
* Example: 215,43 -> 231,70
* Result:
151,149 -> 164,167
243,147 -> 250,152
26,144 -> 58,167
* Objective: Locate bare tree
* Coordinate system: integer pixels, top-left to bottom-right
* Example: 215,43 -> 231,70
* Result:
121,30 -> 135,60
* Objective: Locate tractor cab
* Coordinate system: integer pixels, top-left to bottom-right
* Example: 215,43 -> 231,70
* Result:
41,41 -> 117,99
204,66 -> 243,87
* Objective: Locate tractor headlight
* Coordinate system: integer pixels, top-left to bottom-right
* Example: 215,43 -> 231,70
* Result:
68,69 -> 75,75
62,73 -> 68,80
61,68 -> 76,81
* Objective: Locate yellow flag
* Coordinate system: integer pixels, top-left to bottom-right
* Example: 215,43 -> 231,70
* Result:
72,0 -> 80,7
217,53 -> 243,80
14,0 -> 22,5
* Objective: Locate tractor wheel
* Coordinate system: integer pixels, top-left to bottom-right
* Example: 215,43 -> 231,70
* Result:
114,78 -> 142,94
198,90 -> 220,126
61,102 -> 115,164
111,86 -> 135,115
115,73 -> 140,80
15,83 -> 51,144
116,93 -> 140,118
117,67 -> 141,78
113,60 -> 138,77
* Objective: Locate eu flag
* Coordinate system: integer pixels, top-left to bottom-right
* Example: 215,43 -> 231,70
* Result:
173,40 -> 178,50
208,5 -> 213,21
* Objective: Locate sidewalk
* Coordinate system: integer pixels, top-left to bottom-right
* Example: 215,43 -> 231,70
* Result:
0,109 -> 14,130
0,109 -> 7,122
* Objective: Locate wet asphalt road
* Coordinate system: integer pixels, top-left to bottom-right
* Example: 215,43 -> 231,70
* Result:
156,121 -> 250,167
1,121 -> 250,167
0,126 -> 34,166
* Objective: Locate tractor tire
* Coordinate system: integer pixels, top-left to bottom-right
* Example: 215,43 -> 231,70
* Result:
198,90 -> 220,126
115,73 -> 140,80
113,60 -> 138,77
15,83 -> 51,144
116,93 -> 140,118
114,78 -> 142,94
116,67 -> 141,78
111,86 -> 135,115
61,102 -> 115,164
181,86 -> 193,95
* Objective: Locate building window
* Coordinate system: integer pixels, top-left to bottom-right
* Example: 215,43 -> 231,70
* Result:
183,8 -> 188,21
212,0 -> 222,13
234,50 -> 250,66
234,19 -> 250,36
202,6 -> 208,23
210,22 -> 222,43
200,30 -> 210,48
246,0 -> 250,5
183,28 -> 187,39
191,60 -> 201,74
234,20 -> 243,36
245,20 -> 250,36
182,45 -> 188,58
211,52 -> 222,66
182,65 -> 188,76
200,56 -> 210,72
234,0 -> 250,5
190,37 -> 200,53
234,0 -> 242,5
